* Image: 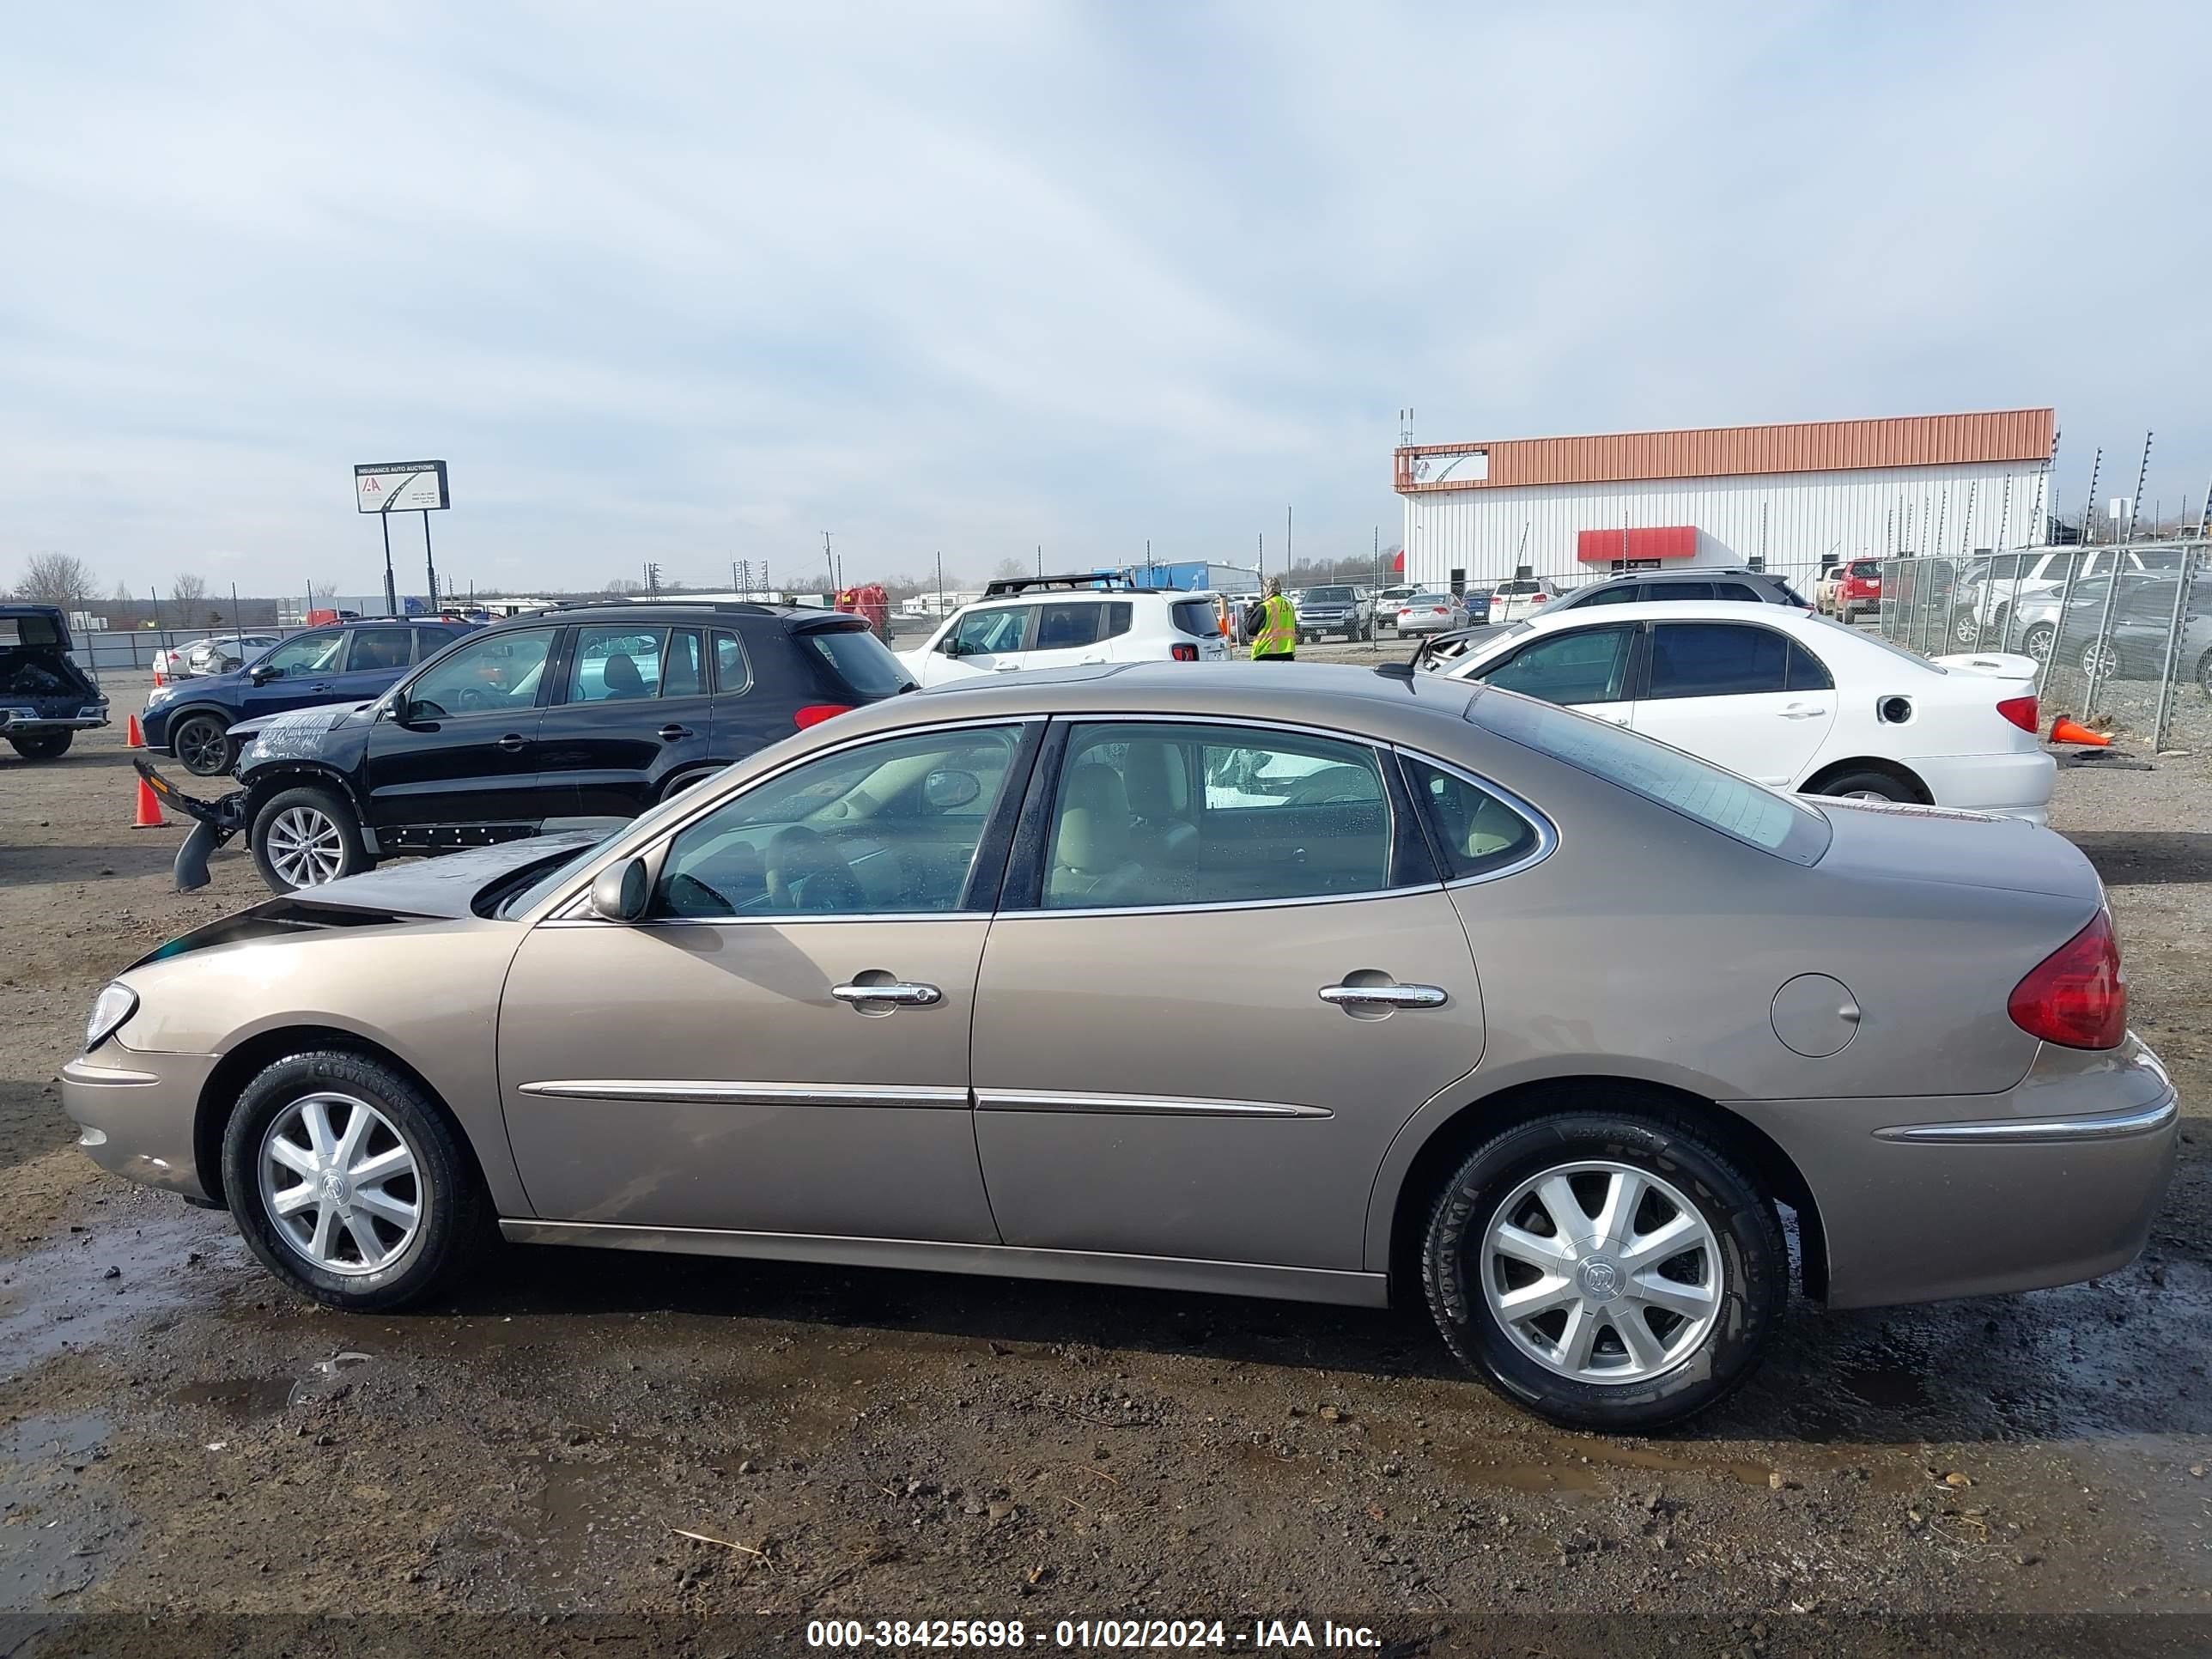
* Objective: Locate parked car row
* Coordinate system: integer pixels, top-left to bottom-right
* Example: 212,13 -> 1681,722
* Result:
72,657 -> 2176,1436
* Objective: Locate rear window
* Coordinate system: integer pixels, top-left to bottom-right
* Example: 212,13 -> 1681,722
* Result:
803,623 -> 916,698
1469,689 -> 1831,865
1171,599 -> 1219,638
0,614 -> 63,647
1848,561 -> 1881,579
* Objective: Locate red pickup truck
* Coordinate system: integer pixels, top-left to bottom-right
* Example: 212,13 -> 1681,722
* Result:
1836,558 -> 1882,623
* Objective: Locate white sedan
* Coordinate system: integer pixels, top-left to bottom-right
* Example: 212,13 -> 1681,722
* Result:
1434,600 -> 2054,823
1394,592 -> 1470,635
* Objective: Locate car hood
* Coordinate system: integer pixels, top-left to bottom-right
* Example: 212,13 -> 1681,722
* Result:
300,831 -> 606,918
232,701 -> 374,768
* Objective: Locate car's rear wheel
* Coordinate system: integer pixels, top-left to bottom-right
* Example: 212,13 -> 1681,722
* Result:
1810,769 -> 1917,804
2021,623 -> 2056,664
222,1050 -> 487,1311
6,731 -> 73,760
250,785 -> 370,893
172,712 -> 234,776
1422,1110 -> 1785,1431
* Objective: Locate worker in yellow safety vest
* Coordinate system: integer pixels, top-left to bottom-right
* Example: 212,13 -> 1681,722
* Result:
1250,577 -> 1297,661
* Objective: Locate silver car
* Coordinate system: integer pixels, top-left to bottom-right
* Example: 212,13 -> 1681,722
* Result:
61,664 -> 2178,1431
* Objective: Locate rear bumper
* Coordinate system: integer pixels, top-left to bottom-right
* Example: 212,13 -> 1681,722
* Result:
0,713 -> 107,733
59,1047 -> 220,1204
1912,750 -> 2055,824
1735,1038 -> 2179,1309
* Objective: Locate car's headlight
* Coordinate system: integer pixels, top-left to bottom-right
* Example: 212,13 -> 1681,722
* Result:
85,981 -> 138,1052
145,684 -> 176,708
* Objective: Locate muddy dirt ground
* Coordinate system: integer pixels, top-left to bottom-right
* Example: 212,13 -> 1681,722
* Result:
1,670 -> 2207,1657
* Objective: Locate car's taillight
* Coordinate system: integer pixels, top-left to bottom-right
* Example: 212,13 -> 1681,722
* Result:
2008,910 -> 2126,1048
793,703 -> 852,729
1996,695 -> 2039,733
1171,642 -> 1198,661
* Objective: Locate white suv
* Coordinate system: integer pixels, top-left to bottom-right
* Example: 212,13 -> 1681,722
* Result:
900,575 -> 1230,688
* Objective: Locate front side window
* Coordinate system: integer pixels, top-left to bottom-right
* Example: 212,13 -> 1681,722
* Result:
259,629 -> 344,678
1402,757 -> 1543,881
1471,690 -> 1831,865
404,627 -> 556,719
1480,625 -> 1632,706
653,725 -> 1022,919
1043,722 -> 1393,910
1645,623 -> 1790,698
950,605 -> 1030,656
568,626 -> 665,702
343,626 -> 413,673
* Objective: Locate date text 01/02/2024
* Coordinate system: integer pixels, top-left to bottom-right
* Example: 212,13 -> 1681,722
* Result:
804,1619 -> 1384,1650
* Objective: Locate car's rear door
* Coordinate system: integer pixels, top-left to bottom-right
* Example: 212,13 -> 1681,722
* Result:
1628,620 -> 1836,786
969,718 -> 1485,1273
534,623 -> 717,817
1022,599 -> 1127,671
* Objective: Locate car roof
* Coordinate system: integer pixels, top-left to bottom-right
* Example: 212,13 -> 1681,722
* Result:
1522,599 -> 1816,629
478,600 -> 846,629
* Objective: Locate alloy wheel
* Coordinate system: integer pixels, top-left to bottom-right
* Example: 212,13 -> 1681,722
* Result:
2081,640 -> 2121,680
265,805 -> 346,887
174,716 -> 229,775
2022,625 -> 2055,664
257,1093 -> 422,1276
1481,1159 -> 1721,1385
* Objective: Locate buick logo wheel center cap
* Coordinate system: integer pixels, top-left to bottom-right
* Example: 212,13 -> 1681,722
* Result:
320,1171 -> 349,1208
1577,1256 -> 1622,1302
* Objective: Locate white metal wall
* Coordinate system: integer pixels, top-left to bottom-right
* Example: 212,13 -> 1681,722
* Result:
1399,460 -> 2051,588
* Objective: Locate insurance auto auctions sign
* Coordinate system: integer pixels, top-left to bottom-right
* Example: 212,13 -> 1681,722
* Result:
355,460 -> 450,514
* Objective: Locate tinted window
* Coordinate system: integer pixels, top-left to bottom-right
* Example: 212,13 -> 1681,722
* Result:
1036,602 -> 1108,650
805,626 -> 916,697
1848,560 -> 1881,579
1984,556 -> 2021,581
1711,582 -> 1762,603
951,605 -> 1030,655
405,627 -> 556,719
2,614 -> 62,647
259,629 -> 345,677
568,626 -> 664,702
1305,586 -> 1356,603
1471,690 -> 1831,864
1171,599 -> 1219,638
711,629 -> 753,696
1645,623 -> 1792,698
1645,580 -> 1715,602
653,726 -> 1020,919
1402,757 -> 1541,880
1785,640 -> 1833,691
1043,723 -> 1393,909
662,629 -> 705,697
343,626 -> 413,673
1575,584 -> 1641,605
1481,625 -> 1632,706
1771,579 -> 1812,607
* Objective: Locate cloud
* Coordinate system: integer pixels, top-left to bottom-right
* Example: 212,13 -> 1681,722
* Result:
3,0 -> 2209,597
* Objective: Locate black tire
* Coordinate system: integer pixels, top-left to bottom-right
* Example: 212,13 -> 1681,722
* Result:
249,784 -> 370,894
222,1049 -> 488,1311
2021,623 -> 2055,664
1421,1110 -> 1786,1431
1809,769 -> 1917,804
6,731 -> 73,760
171,711 -> 235,776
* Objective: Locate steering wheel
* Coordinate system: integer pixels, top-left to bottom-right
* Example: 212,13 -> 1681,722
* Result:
454,685 -> 493,712
765,826 -> 867,912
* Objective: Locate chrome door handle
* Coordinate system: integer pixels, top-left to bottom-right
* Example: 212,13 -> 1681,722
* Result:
658,724 -> 695,741
495,732 -> 528,752
1777,706 -> 1823,720
1318,982 -> 1448,1009
831,981 -> 943,1007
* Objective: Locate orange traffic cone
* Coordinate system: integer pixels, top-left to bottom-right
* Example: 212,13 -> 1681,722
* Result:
131,776 -> 167,828
2050,717 -> 2112,747
125,713 -> 145,749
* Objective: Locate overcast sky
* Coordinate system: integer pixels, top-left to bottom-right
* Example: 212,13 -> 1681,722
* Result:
5,2 -> 2210,600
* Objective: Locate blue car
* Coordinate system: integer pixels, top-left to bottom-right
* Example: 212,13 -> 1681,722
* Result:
142,617 -> 479,776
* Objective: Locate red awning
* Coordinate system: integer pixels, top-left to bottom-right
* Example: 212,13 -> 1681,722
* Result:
1577,526 -> 1697,563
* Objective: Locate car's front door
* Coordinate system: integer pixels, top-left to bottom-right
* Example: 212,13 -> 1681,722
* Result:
240,628 -> 348,718
1629,621 -> 1836,786
499,720 -> 1036,1239
969,719 -> 1487,1273
915,605 -> 1032,687
1471,623 -> 1637,726
360,625 -> 559,844
534,624 -> 717,817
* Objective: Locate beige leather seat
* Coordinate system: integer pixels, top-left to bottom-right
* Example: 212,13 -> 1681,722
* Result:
1048,764 -> 1146,905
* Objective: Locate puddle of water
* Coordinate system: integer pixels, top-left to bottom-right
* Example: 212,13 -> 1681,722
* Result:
0,1211 -> 233,1375
0,1411 -> 115,1606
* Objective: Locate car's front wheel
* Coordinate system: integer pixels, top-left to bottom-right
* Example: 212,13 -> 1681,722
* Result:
249,785 -> 371,893
1422,1110 -> 1785,1431
6,731 -> 73,760
2021,623 -> 2056,664
171,711 -> 235,776
222,1049 -> 488,1311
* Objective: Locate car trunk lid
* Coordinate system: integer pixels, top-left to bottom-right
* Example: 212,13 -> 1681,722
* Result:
1814,797 -> 2104,903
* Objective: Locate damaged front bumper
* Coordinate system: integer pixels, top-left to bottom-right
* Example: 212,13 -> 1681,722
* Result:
133,758 -> 248,891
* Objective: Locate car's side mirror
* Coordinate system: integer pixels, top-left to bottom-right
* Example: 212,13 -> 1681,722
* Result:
589,857 -> 651,922
921,769 -> 981,811
249,665 -> 278,685
938,636 -> 965,656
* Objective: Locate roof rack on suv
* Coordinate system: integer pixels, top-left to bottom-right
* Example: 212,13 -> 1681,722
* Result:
546,599 -> 789,616
981,571 -> 1142,597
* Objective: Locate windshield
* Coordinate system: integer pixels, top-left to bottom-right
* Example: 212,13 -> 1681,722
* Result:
1470,687 -> 1832,864
1305,586 -> 1355,603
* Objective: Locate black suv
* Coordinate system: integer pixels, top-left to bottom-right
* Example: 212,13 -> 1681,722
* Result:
1,605 -> 108,759
1541,568 -> 1811,612
143,601 -> 916,892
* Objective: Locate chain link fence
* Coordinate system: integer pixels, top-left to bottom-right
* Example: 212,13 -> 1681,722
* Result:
1878,541 -> 2212,750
